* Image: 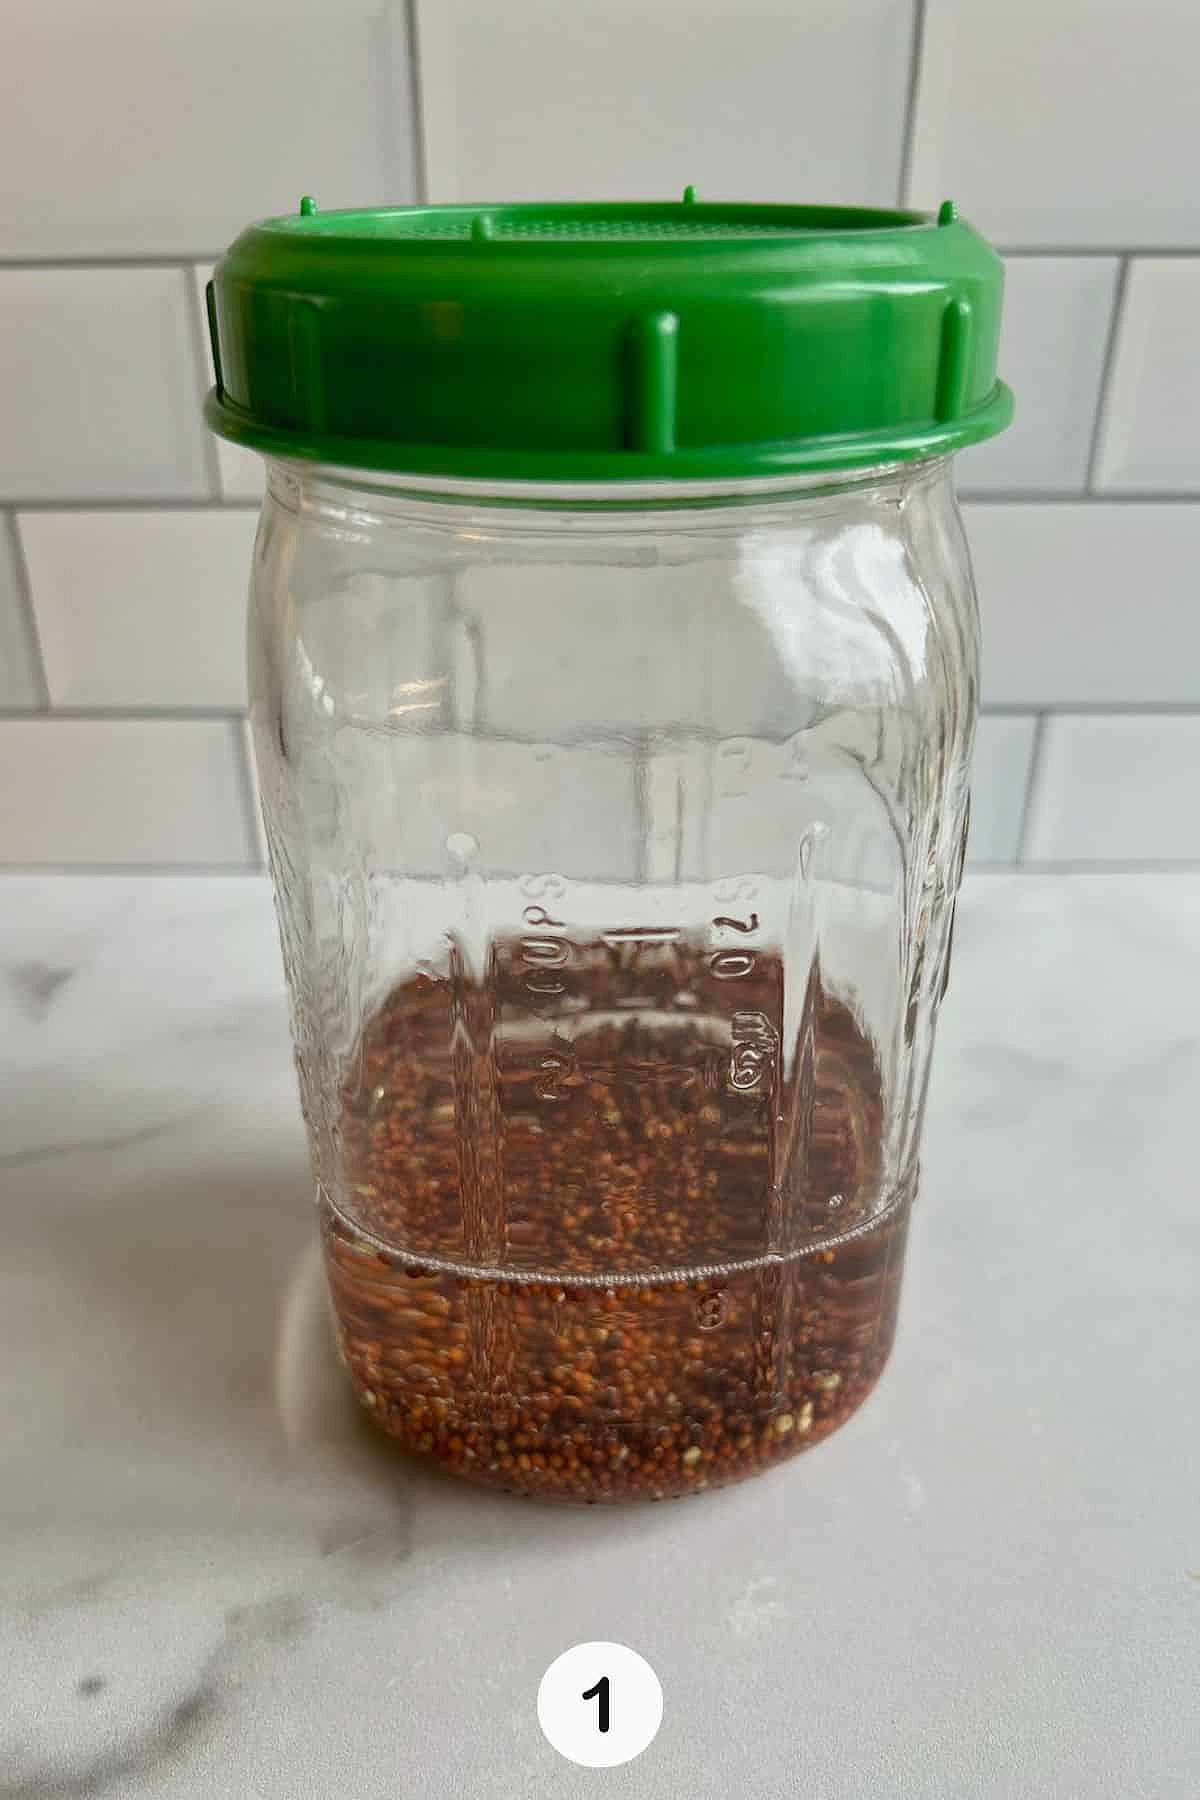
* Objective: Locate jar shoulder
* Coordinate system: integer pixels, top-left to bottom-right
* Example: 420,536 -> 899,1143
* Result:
248,476 -> 979,741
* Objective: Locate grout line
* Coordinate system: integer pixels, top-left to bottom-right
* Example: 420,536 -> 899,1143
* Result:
374,0 -> 423,204
961,487 -> 1200,505
405,0 -> 430,203
1084,255 -> 1131,493
230,718 -> 266,867
0,253 -> 228,271
10,497 -> 259,514
0,861 -> 267,877
997,245 -> 1200,259
3,511 -> 51,711
405,0 -> 458,200
959,486 -> 1086,504
3,700 -> 1197,727
896,0 -> 928,208
995,250 -> 1114,265
0,706 -> 247,723
972,858 -> 1200,875
1015,712 -> 1050,863
983,701 -> 1200,718
181,264 -> 223,499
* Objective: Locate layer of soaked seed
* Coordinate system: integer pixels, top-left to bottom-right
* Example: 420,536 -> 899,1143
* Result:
325,941 -> 907,1502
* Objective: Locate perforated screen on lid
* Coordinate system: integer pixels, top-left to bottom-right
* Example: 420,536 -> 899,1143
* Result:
280,203 -> 923,243
404,216 -> 799,239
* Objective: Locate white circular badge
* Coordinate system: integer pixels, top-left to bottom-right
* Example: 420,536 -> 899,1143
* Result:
537,1641 -> 663,1768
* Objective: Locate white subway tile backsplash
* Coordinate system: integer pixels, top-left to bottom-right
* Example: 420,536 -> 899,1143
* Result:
0,3 -> 416,258
0,2 -> 1192,874
0,269 -> 210,503
965,503 -> 1200,706
957,258 -> 1119,494
1093,259 -> 1200,494
0,720 -> 254,865
192,268 -> 266,503
20,510 -> 256,709
417,0 -> 915,204
967,715 -> 1038,864
213,443 -> 265,506
910,0 -> 1200,246
0,517 -> 44,710
213,440 -> 264,506
1023,713 -> 1200,864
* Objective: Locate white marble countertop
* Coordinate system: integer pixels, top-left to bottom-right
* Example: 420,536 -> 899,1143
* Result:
1,872 -> 1197,1799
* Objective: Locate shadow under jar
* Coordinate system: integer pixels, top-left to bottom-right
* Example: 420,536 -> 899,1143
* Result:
207,197 -> 1010,1502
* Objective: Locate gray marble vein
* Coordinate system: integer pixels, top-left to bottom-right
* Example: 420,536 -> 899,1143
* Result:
0,872 -> 1197,1800
0,1112 -> 210,1172
7,962 -> 75,1024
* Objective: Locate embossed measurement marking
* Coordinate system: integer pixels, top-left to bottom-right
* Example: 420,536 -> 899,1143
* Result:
519,875 -> 572,1002
729,1009 -> 779,1092
708,889 -> 779,1094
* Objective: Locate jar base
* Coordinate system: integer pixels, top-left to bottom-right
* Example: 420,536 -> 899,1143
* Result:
324,1186 -> 911,1505
348,1343 -> 899,1504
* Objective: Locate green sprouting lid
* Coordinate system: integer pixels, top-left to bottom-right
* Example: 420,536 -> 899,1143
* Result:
204,196 -> 1012,483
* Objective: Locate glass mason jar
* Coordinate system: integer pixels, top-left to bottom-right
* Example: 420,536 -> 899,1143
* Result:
208,199 -> 1010,1501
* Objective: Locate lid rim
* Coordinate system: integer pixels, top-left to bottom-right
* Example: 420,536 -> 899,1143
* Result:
206,382 -> 1013,483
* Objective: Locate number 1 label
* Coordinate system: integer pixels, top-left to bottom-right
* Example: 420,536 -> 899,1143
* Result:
538,1642 -> 662,1768
582,1673 -> 611,1733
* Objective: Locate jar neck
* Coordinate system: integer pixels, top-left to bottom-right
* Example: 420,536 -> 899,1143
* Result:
264,454 -> 956,526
